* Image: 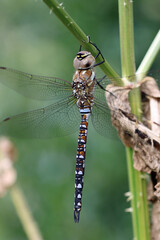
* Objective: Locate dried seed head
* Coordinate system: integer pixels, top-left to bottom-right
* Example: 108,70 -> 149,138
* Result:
0,137 -> 17,197
0,137 -> 17,161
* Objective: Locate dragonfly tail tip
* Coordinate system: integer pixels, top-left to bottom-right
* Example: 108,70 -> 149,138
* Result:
74,210 -> 80,223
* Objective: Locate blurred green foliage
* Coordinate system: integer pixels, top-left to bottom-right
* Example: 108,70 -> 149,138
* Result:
0,0 -> 159,239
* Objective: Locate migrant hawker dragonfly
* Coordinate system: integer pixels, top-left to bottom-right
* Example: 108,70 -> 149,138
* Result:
0,41 -> 120,222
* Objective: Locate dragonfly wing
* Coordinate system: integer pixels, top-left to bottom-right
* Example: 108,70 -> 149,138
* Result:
0,67 -> 72,101
96,70 -> 160,87
0,96 -> 80,138
91,99 -> 118,139
91,81 -> 118,138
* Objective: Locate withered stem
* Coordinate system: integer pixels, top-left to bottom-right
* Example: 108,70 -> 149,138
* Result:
10,185 -> 44,240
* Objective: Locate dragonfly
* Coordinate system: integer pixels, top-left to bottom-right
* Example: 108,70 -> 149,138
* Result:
0,40 -> 158,222
0,40 -> 118,222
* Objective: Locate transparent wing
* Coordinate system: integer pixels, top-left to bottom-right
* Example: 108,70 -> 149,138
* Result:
96,70 -> 160,88
0,96 -> 80,138
91,85 -> 118,138
0,67 -> 72,101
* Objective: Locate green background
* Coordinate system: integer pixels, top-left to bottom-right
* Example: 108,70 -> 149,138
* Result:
0,0 -> 159,239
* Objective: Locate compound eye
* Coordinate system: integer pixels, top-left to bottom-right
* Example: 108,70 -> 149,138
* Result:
85,62 -> 91,68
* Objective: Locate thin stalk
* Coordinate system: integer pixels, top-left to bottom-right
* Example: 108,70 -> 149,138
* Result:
118,0 -> 136,77
118,0 -> 150,239
10,185 -> 44,240
42,0 -> 122,84
137,30 -> 160,76
125,148 -> 139,238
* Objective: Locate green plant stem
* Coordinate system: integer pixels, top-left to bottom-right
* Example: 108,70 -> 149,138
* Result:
42,0 -> 122,84
118,0 -> 136,77
118,0 -> 150,239
10,185 -> 44,240
137,30 -> 160,77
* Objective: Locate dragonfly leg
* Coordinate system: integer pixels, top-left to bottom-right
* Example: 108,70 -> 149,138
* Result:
79,36 -> 105,67
96,77 -> 117,98
87,36 -> 105,67
79,45 -> 82,52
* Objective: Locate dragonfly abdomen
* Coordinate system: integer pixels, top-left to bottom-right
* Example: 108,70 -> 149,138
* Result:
74,111 -> 90,222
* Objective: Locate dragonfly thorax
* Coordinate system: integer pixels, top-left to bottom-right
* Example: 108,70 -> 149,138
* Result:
73,51 -> 96,70
72,69 -> 96,108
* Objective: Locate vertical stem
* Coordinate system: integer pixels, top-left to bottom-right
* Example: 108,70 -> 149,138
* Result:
118,0 -> 136,77
118,0 -> 150,239
125,148 -> 139,238
10,185 -> 44,240
137,30 -> 160,75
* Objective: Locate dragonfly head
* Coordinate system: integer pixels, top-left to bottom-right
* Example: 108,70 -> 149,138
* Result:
73,51 -> 96,70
